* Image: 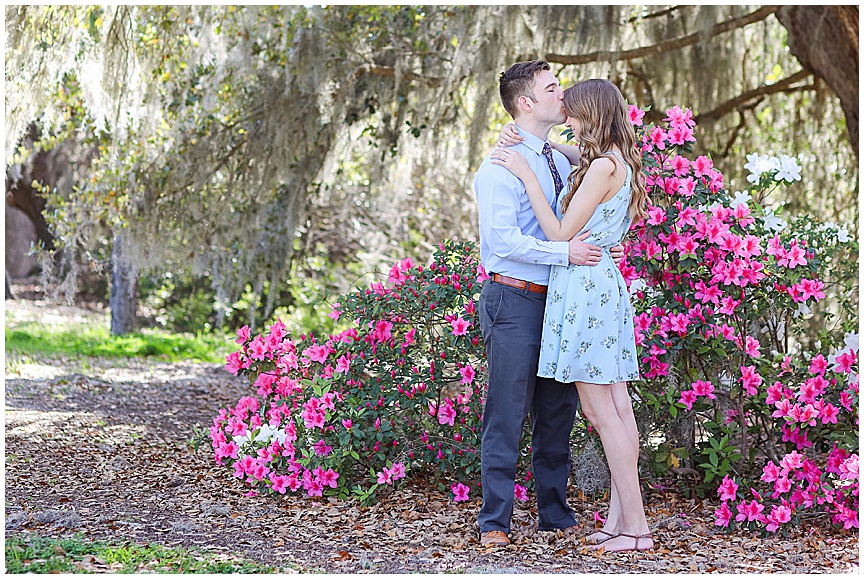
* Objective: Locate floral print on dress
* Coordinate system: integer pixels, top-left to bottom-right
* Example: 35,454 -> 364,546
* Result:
537,151 -> 642,385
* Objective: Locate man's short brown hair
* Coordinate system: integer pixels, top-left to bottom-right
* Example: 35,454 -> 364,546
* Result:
499,60 -> 551,119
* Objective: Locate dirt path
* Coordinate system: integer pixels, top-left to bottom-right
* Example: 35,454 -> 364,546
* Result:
3,302 -> 859,573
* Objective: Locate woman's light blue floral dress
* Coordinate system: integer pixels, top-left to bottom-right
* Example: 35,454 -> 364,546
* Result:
538,151 -> 641,385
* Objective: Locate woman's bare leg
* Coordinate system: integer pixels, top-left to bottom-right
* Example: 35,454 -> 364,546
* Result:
576,381 -> 652,552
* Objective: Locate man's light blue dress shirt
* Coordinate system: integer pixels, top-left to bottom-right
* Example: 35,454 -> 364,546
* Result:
474,127 -> 572,285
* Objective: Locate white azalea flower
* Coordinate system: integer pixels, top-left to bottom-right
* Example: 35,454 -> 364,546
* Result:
837,227 -> 851,243
775,154 -> 802,182
629,278 -> 646,296
762,210 -> 788,232
730,190 -> 751,208
254,424 -> 276,443
794,302 -> 812,318
844,331 -> 859,352
233,432 -> 251,446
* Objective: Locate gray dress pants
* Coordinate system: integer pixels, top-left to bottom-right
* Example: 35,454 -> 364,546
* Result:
477,279 -> 580,534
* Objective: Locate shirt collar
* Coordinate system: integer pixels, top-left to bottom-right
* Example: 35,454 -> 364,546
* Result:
514,125 -> 550,156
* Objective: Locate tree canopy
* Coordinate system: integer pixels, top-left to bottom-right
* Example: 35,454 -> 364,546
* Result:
5,5 -> 857,328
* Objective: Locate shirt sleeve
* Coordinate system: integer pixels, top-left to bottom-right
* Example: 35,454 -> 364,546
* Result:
475,164 -> 569,266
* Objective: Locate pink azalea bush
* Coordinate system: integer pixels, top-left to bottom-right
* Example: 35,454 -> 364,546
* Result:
623,104 -> 859,533
212,241 -> 519,504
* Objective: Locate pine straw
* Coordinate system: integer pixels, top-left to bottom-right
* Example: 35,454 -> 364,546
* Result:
4,355 -> 858,574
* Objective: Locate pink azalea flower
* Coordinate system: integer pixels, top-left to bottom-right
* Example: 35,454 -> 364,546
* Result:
328,303 -> 342,320
319,468 -> 340,488
818,402 -> 840,425
235,325 -> 251,344
628,104 -> 645,126
717,476 -> 738,501
735,499 -> 765,523
594,511 -> 606,523
765,504 -> 792,533
772,477 -> 792,498
270,474 -> 289,494
452,482 -> 470,502
780,451 -> 805,472
647,205 -> 667,225
809,354 -> 828,375
761,461 -> 780,483
390,462 -> 407,480
437,400 -> 457,427
678,390 -> 697,410
514,484 -> 529,502
459,364 -> 476,385
739,366 -> 763,396
451,317 -> 471,336
248,335 -> 269,361
648,126 -> 668,150
312,439 -> 333,457
832,505 -> 858,530
713,502 -> 733,527
838,455 -> 859,481
225,351 -> 244,375
671,155 -> 690,177
665,105 -> 695,129
692,380 -> 716,399
835,350 -> 857,373
668,125 -> 695,146
691,155 -> 714,177
377,468 -> 394,485
303,344 -> 330,364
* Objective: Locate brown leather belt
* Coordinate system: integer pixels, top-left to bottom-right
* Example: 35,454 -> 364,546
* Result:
491,273 -> 548,294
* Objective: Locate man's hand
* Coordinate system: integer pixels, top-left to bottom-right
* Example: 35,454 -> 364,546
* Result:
568,231 -> 602,266
610,244 -> 625,266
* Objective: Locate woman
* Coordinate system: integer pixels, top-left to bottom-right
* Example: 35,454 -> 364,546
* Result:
490,79 -> 652,553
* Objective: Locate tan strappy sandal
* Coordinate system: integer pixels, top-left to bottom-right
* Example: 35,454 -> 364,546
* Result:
585,529 -> 618,545
607,531 -> 654,552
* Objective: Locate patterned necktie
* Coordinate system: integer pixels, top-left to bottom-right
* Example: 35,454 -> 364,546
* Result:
541,143 -> 564,209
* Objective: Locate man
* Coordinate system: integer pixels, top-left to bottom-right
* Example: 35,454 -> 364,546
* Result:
474,60 -> 618,546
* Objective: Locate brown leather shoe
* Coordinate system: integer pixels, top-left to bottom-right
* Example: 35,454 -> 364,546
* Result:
560,524 -> 583,538
479,530 -> 511,546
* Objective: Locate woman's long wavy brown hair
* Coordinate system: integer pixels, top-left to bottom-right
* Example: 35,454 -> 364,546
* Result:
560,79 -> 647,224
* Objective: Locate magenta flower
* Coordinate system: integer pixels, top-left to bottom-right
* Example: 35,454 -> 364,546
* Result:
451,482 -> 470,502
765,504 -> 792,533
665,105 -> 695,129
319,468 -> 340,488
459,364 -> 476,385
678,390 -> 697,410
735,499 -> 765,523
377,469 -> 393,485
312,439 -> 333,457
270,474 -> 289,494
717,475 -> 739,501
739,366 -> 762,396
514,484 -> 529,502
628,104 -> 645,126
451,317 -> 471,336
235,325 -> 251,344
714,502 -> 733,527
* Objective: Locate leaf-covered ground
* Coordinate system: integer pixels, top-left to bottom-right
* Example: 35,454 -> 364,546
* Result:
4,303 -> 859,573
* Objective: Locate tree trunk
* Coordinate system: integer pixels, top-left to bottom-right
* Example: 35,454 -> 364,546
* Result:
5,270 -> 15,300
775,6 -> 859,156
109,233 -> 138,335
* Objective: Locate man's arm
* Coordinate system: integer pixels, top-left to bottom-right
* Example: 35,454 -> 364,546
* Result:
476,164 -> 601,266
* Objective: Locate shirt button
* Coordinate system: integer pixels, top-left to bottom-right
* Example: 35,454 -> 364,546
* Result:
533,260 -> 538,263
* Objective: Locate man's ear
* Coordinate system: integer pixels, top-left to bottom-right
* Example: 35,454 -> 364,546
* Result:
517,95 -> 533,115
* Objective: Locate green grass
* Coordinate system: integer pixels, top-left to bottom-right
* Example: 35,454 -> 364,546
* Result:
5,322 -> 234,363
4,533 -> 285,574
